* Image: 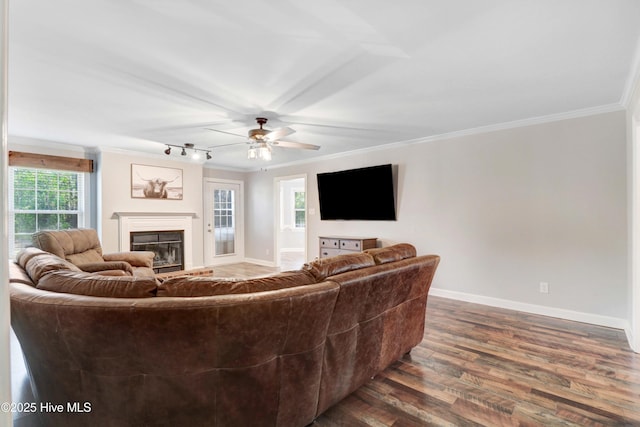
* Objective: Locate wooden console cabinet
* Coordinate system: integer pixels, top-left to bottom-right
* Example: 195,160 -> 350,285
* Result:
319,236 -> 377,258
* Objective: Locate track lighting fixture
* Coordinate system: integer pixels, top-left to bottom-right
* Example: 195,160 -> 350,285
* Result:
163,143 -> 212,161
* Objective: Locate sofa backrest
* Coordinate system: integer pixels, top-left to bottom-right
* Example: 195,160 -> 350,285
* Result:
10,279 -> 340,427
32,228 -> 104,264
16,247 -> 82,283
157,269 -> 316,297
315,252 -> 440,415
303,252 -> 376,281
364,242 -> 417,264
37,270 -> 158,298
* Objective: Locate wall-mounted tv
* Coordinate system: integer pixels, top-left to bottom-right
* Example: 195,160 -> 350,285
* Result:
317,164 -> 396,221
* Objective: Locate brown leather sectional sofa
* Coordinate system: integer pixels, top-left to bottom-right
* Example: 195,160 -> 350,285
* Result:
9,242 -> 439,427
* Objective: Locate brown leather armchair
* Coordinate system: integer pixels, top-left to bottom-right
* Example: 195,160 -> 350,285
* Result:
31,228 -> 155,277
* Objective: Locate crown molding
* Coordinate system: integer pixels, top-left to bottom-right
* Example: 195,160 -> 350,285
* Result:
406,103 -> 625,145
8,134 -> 97,155
262,103 -> 626,171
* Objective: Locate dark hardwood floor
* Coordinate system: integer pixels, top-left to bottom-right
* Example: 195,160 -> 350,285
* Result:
11,260 -> 640,426
313,297 -> 640,427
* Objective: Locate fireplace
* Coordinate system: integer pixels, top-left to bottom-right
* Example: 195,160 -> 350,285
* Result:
131,230 -> 184,274
115,212 -> 196,271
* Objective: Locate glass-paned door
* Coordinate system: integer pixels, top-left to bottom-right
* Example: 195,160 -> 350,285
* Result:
214,188 -> 235,255
204,180 -> 243,264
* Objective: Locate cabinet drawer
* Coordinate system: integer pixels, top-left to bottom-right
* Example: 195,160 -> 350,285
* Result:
320,248 -> 341,258
339,240 -> 362,251
320,238 -> 340,249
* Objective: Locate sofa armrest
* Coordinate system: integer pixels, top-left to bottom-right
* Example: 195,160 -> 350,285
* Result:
103,251 -> 155,268
77,261 -> 133,275
89,270 -> 131,277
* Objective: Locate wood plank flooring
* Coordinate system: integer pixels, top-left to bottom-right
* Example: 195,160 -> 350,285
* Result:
11,260 -> 640,426
313,296 -> 640,427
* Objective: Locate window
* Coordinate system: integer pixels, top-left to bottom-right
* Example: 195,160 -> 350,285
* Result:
213,188 -> 235,255
294,191 -> 305,228
9,167 -> 85,257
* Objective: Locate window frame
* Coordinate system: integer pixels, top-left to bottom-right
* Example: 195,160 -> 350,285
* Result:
8,166 -> 87,257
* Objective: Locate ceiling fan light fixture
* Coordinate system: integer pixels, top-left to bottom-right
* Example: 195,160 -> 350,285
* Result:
258,143 -> 272,161
206,116 -> 319,162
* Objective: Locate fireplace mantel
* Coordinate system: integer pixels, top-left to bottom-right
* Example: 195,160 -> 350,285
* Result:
113,212 -> 197,218
115,212 -> 195,270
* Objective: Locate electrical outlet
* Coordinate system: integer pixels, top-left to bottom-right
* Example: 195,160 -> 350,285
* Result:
539,282 -> 549,294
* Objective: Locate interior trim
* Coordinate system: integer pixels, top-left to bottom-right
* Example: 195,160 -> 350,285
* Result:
8,150 -> 94,173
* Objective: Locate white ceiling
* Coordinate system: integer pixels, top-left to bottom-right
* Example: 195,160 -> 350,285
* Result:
8,0 -> 640,170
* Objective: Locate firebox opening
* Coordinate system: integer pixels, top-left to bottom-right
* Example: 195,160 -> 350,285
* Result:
130,230 -> 184,274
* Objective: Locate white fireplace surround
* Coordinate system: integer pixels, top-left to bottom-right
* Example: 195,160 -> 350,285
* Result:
114,212 -> 196,271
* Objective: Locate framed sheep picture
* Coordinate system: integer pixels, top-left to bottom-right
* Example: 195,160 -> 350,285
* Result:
131,164 -> 183,200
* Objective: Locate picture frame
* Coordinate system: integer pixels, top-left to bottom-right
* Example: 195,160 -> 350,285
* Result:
131,164 -> 183,200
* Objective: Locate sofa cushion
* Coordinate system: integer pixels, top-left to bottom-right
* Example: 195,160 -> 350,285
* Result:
103,251 -> 155,268
77,261 -> 134,275
157,270 -> 316,297
15,247 -> 49,269
36,270 -> 158,298
9,261 -> 35,286
24,253 -> 82,283
66,249 -> 104,265
32,228 -> 103,260
303,252 -> 375,281
365,243 -> 417,265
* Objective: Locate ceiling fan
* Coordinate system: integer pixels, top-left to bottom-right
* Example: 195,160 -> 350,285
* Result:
206,117 -> 320,160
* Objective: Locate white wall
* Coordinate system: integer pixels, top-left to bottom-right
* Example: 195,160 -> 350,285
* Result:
245,111 -> 628,322
98,150 -> 205,267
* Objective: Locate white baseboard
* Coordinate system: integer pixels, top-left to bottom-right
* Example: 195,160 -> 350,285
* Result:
244,257 -> 276,267
429,287 -> 630,332
626,328 -> 639,353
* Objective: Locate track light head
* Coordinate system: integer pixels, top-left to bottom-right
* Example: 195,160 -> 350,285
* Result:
206,152 -> 212,160
164,146 -> 171,155
181,147 -> 187,156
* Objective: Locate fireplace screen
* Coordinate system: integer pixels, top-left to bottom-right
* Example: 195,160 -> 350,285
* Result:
130,230 -> 184,273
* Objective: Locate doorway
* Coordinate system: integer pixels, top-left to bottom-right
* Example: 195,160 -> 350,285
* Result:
204,179 -> 244,265
275,175 -> 307,270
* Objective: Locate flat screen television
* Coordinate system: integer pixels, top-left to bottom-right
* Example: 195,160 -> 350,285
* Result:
317,164 -> 396,221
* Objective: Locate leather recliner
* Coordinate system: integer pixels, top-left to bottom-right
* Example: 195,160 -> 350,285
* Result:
31,228 -> 155,277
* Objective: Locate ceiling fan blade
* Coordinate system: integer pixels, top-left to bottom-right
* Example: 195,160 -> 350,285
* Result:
207,141 -> 247,149
272,140 -> 320,150
264,127 -> 295,141
204,128 -> 247,138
